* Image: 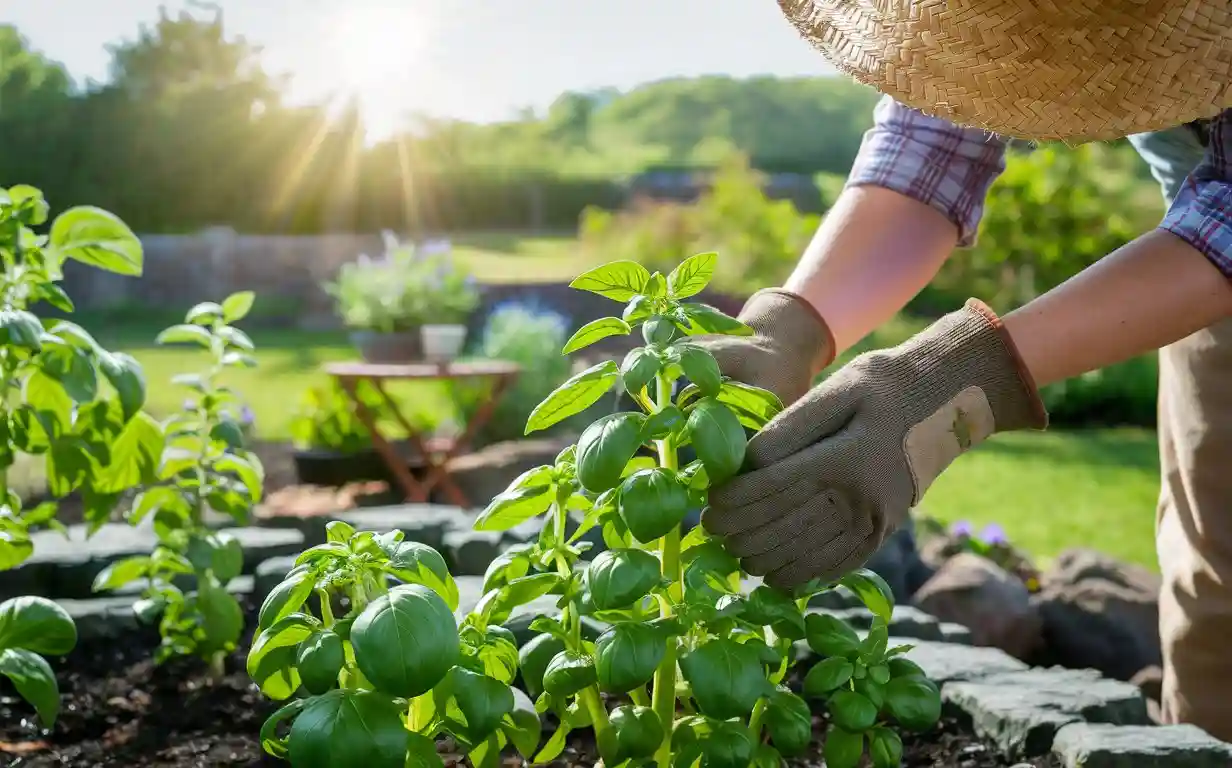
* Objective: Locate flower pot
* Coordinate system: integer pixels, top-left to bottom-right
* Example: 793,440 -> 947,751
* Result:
421,324 -> 468,363
292,442 -> 427,488
350,330 -> 422,364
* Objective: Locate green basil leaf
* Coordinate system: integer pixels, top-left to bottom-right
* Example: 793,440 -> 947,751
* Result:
576,412 -> 646,493
608,704 -> 664,762
824,726 -> 865,768
91,555 -> 150,592
542,650 -> 597,697
701,720 -> 755,768
296,629 -> 344,695
156,323 -> 213,347
217,325 -> 255,351
50,206 -> 143,276
674,344 -> 722,397
500,687 -> 541,758
803,656 -> 854,696
185,302 -> 223,325
805,612 -> 862,658
0,596 -> 77,655
95,412 -> 165,494
446,666 -> 515,743
382,540 -> 460,611
562,317 -> 631,354
474,484 -> 553,531
884,675 -> 942,731
288,689 -> 408,768
840,568 -> 895,624
0,310 -> 44,351
525,360 -> 619,435
685,398 -> 746,483
0,647 -> 61,727
888,657 -> 927,680
518,633 -> 566,700
766,688 -> 812,757
0,532 -> 35,570
641,316 -> 679,346
482,550 -> 531,594
620,347 -> 661,397
854,675 -> 886,710
258,698 -> 305,759
622,295 -> 655,325
569,260 -> 651,302
641,404 -> 683,440
39,344 -> 97,403
477,629 -> 519,685
717,380 -> 783,424
869,726 -> 904,768
617,467 -> 689,543
828,689 -> 878,732
584,548 -> 661,611
744,585 -> 806,640
594,623 -> 665,694
197,573 -> 244,654
258,569 -> 316,628
680,303 -> 754,336
247,612 -> 320,700
98,351 -> 147,422
221,291 -> 255,323
667,252 -> 716,299
679,638 -> 769,720
351,584 -> 459,698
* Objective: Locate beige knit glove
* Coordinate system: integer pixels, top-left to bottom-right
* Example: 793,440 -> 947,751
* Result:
694,289 -> 835,407
702,299 -> 1048,590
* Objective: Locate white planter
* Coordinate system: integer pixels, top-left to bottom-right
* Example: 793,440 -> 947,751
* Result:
421,324 -> 468,362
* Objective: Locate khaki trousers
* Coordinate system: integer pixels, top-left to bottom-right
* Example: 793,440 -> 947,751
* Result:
1157,318 -> 1232,740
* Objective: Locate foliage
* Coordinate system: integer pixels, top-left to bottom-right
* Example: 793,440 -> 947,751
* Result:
0,185 -> 154,727
91,293 -> 266,675
290,381 -> 390,454
1040,354 -> 1158,428
579,152 -> 821,296
450,301 -> 584,448
323,233 -> 480,333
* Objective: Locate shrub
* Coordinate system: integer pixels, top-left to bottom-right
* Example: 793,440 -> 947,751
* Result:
1040,354 -> 1158,428
92,293 -> 266,677
579,152 -> 820,297
0,185 -> 154,728
291,381 -> 391,453
251,253 -> 942,767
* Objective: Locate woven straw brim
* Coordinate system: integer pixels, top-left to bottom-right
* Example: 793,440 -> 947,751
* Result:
778,0 -> 1232,143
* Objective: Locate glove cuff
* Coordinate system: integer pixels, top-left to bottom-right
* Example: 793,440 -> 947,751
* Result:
739,289 -> 837,375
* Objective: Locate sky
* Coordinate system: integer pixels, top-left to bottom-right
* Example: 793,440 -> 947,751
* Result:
6,0 -> 838,138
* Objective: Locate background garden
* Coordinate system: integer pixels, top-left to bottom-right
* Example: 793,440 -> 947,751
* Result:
0,4 -> 1213,767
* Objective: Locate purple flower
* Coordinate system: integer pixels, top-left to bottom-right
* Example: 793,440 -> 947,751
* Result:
949,520 -> 973,538
981,523 -> 1008,546
182,398 -> 195,411
240,405 -> 256,425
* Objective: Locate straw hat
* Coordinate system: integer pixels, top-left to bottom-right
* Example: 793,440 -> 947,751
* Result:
777,0 -> 1232,143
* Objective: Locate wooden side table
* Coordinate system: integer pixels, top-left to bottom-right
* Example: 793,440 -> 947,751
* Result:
324,360 -> 520,508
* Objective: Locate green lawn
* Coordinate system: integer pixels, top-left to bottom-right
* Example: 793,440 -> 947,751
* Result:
449,231 -> 599,284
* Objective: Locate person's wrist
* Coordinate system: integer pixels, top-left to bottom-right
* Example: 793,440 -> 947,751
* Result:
899,299 -> 1048,433
738,288 -> 837,378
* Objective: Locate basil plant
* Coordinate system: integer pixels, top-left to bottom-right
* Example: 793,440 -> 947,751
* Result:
0,185 -> 157,729
248,521 -> 539,768
472,254 -> 941,767
92,294 -> 265,678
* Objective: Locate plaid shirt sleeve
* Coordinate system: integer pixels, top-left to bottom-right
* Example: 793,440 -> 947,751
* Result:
846,95 -> 1009,247
1159,110 -> 1232,279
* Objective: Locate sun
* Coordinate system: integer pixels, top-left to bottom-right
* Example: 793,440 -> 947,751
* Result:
319,4 -> 434,139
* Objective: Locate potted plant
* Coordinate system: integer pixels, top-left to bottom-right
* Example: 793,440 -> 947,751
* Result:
323,232 -> 479,364
289,381 -> 428,487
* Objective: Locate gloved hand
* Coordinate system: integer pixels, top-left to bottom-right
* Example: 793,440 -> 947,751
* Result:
695,289 -> 835,407
702,299 -> 1048,590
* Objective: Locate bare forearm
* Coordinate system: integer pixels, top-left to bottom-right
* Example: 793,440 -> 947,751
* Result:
784,186 -> 958,353
1004,230 -> 1232,387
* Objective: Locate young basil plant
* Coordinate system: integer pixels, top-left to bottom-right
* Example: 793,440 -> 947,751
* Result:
0,185 -> 154,728
248,522 -> 540,768
91,294 -> 264,678
471,253 -> 940,767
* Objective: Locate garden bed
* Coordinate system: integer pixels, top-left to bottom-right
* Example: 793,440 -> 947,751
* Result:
0,601 -> 1055,768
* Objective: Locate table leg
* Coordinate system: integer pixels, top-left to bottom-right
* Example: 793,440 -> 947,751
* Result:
336,377 -> 430,503
368,379 -> 471,507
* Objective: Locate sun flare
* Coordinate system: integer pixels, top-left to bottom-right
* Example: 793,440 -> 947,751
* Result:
320,4 -> 434,139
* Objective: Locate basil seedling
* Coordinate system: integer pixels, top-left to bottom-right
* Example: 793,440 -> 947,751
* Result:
0,186 -> 155,727
91,293 -> 263,678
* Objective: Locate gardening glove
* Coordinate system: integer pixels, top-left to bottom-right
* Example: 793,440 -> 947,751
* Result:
702,299 -> 1048,590
694,288 -> 835,407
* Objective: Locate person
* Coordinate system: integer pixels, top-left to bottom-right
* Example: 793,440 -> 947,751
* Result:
697,0 -> 1232,740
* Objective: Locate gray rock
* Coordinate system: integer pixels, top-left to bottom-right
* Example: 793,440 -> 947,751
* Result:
333,504 -> 468,552
455,575 -> 488,617
443,529 -> 505,576
914,553 -> 1043,660
447,438 -> 571,511
1033,548 -> 1162,682
0,524 -> 303,601
864,520 -> 933,603
896,637 -> 1028,684
943,667 -> 1151,760
810,605 -> 945,642
1052,722 -> 1232,768
939,622 -> 974,645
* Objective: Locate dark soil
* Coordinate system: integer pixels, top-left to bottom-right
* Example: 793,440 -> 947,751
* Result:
0,600 -> 1060,768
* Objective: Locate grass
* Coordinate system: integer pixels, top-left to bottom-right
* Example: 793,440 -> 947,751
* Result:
448,231 -> 600,284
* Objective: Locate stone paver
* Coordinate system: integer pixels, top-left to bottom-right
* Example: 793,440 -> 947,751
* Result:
442,529 -> 506,576
60,575 -> 255,642
1052,723 -> 1232,768
1,525 -> 303,601
939,622 -> 974,645
943,667 -> 1151,760
894,637 -> 1028,684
